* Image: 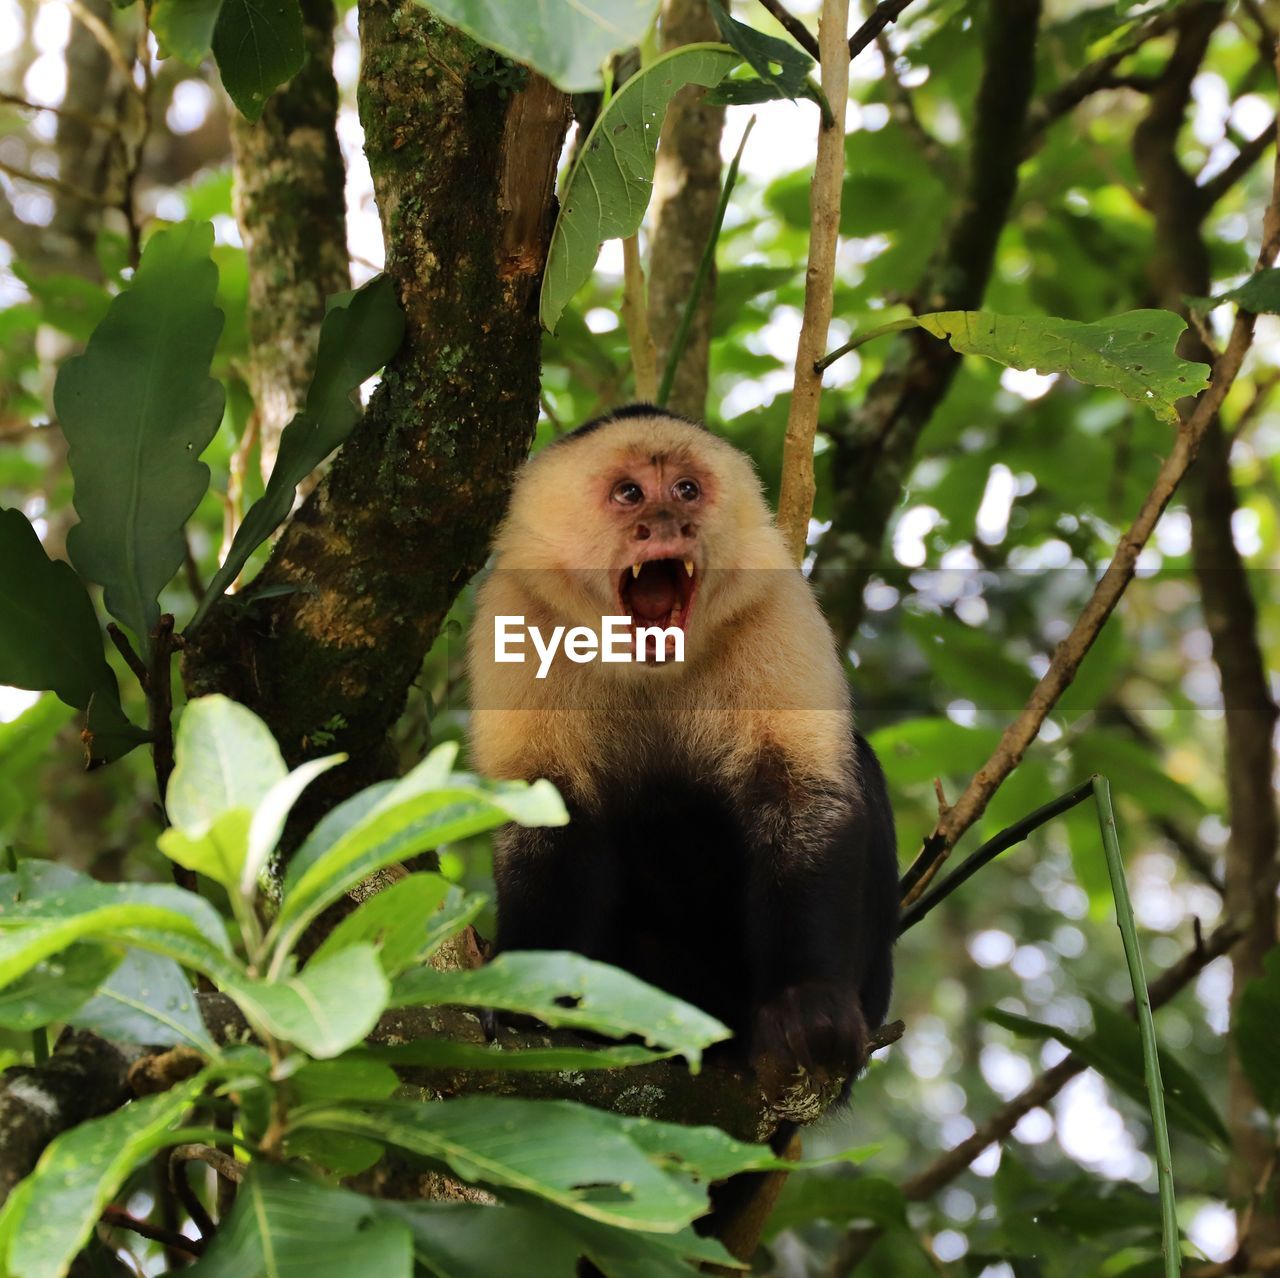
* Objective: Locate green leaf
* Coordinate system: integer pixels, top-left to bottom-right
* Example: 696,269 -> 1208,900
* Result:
0,880 -> 232,990
1191,267 -> 1280,314
244,943 -> 389,1058
0,943 -> 120,1031
413,0 -> 659,93
1,1077 -> 208,1278
186,1163 -> 413,1278
55,221 -> 225,652
1234,946 -> 1280,1113
705,0 -> 817,110
71,948 -> 215,1051
193,275 -> 405,624
288,1055 -> 401,1104
0,508 -> 145,764
764,1174 -> 907,1240
289,1097 -> 778,1232
153,0 -> 223,62
212,0 -> 306,122
391,951 -> 729,1068
308,872 -> 453,976
846,309 -> 1208,425
375,1198 -> 738,1278
985,1001 -> 1229,1148
167,695 -> 287,834
540,44 -> 741,331
272,751 -> 566,963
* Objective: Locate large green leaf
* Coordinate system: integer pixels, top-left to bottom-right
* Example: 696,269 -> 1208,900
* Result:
70,948 -> 215,1052
55,221 -> 225,653
0,943 -> 120,1031
391,951 -> 730,1068
0,1077 -> 208,1278
1191,267 -> 1280,314
193,276 -> 405,625
212,0 -> 306,122
376,1197 -> 737,1278
289,1097 -> 779,1232
0,508 -> 145,763
1234,946 -> 1280,1113
844,309 -> 1208,425
186,1164 -> 413,1278
539,44 -> 741,331
413,0 -> 658,93
0,880 -> 232,992
308,872 -> 453,977
271,749 -> 566,964
986,1001 -> 1228,1148
243,944 -> 389,1058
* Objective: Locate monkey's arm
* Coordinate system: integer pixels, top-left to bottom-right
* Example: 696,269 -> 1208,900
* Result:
742,734 -> 898,1084
491,811 -> 618,957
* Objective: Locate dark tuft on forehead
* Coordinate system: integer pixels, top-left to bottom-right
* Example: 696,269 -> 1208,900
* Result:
559,402 -> 705,443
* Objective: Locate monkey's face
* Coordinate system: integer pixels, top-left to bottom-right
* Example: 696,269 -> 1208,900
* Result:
494,413 -> 787,668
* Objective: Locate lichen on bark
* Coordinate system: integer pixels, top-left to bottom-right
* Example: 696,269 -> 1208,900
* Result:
230,0 -> 351,481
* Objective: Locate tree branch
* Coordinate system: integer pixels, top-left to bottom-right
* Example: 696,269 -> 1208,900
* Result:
756,0 -> 820,59
184,0 -> 572,821
848,0 -> 915,59
1197,119 -> 1277,210
814,0 -> 1042,643
776,0 -> 851,561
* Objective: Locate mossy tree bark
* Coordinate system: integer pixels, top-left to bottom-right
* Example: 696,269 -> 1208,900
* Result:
646,0 -> 724,419
230,0 -> 351,481
185,0 -> 571,812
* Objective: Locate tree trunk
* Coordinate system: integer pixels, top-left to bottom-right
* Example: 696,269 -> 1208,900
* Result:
185,0 -> 571,818
646,0 -> 724,419
230,0 -> 351,482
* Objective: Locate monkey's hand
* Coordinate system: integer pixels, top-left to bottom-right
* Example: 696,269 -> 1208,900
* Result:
749,983 -> 868,1098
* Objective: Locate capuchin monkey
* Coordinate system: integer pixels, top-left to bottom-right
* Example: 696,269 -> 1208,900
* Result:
468,404 -> 897,1096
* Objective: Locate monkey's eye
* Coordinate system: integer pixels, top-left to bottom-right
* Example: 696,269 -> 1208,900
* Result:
672,478 -> 700,502
612,480 -> 644,506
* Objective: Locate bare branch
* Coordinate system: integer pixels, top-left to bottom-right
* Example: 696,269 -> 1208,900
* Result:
0,158 -> 111,207
756,0 -> 820,60
848,0 -> 915,60
621,234 -> 659,401
1197,120 -> 1277,210
776,0 -> 851,561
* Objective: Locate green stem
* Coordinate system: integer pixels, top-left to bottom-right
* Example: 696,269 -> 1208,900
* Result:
814,315 -> 918,372
1092,775 -> 1180,1278
656,115 -> 756,409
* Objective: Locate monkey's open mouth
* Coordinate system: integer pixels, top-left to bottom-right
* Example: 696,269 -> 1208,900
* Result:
618,558 -> 698,636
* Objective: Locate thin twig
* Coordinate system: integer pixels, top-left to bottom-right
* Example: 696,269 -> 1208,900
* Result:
848,0 -> 915,60
107,622 -> 150,692
620,235 -> 658,402
756,0 -> 820,59
65,0 -> 138,90
657,116 -> 755,408
0,89 -> 117,132
776,0 -> 850,562
100,1206 -> 205,1258
0,158 -> 110,206
898,779 -> 1095,928
1197,119 -> 1277,210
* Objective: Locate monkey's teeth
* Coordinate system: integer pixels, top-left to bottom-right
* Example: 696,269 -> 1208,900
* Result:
632,563 -> 642,578
683,559 -> 694,577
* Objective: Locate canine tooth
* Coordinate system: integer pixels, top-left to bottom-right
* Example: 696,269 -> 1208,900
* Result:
632,562 -> 642,578
683,559 -> 694,577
